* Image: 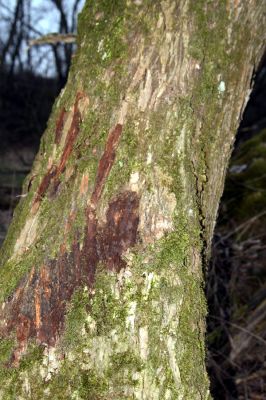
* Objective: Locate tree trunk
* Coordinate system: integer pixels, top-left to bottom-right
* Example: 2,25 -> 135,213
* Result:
0,1 -> 264,398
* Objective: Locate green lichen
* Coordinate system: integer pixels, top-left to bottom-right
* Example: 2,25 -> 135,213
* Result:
1,0 -> 252,397
46,214 -> 208,399
187,0 -> 256,180
188,0 -> 230,175
0,213 -> 208,399
0,0 -> 159,298
0,337 -> 15,368
0,340 -> 44,399
0,244 -> 46,304
0,190 -> 34,265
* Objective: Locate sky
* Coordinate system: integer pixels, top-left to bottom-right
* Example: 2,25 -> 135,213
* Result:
0,0 -> 85,76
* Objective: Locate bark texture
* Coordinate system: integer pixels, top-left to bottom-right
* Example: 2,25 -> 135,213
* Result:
0,1 -> 265,399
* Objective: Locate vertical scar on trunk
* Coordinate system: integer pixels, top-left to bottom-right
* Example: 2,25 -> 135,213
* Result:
32,92 -> 85,211
55,93 -> 83,178
91,123 -> 123,205
55,108 -> 67,144
98,191 -> 140,270
1,119 -> 141,362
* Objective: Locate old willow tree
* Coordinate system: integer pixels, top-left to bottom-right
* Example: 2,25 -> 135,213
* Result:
0,1 -> 264,399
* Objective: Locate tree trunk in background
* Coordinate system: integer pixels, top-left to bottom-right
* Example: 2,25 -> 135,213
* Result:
0,1 -> 264,398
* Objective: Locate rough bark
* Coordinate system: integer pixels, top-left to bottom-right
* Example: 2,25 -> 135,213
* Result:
0,1 -> 264,399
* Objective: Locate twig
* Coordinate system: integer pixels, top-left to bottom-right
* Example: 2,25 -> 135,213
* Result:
208,315 -> 266,346
28,33 -> 76,47
214,211 -> 266,246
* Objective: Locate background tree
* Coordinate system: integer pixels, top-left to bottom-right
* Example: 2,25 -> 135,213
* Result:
0,0 -> 84,78
0,0 -> 84,244
0,1 -> 265,398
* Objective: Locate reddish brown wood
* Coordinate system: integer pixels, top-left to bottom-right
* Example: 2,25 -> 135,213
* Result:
91,123 -> 123,205
55,108 -> 67,145
2,115 -> 138,364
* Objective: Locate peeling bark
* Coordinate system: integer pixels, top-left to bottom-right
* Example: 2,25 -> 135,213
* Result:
0,0 -> 265,399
